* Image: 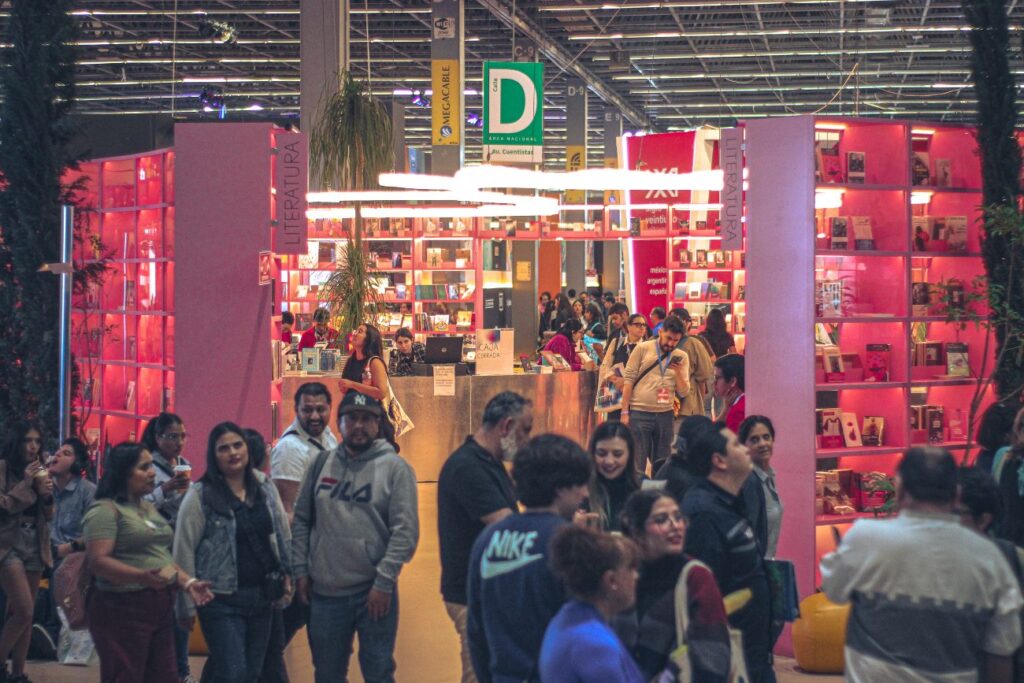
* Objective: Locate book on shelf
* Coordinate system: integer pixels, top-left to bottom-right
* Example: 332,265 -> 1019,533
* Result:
673,282 -> 687,300
945,342 -> 970,377
301,348 -> 319,373
927,406 -> 946,443
851,216 -> 875,250
913,340 -> 944,366
456,310 -> 473,329
695,250 -> 708,268
687,282 -> 703,300
713,251 -> 727,267
695,220 -> 708,231
912,151 -> 931,186
822,345 -> 845,382
124,281 -> 136,310
816,408 -> 844,448
912,216 -> 931,251
426,248 -> 445,268
945,216 -> 968,252
948,408 -> 966,441
395,284 -> 407,300
815,139 -> 844,183
846,151 -> 865,184
402,314 -> 414,329
911,282 -> 932,316
676,247 -> 691,267
318,242 -> 335,265
861,416 -> 885,446
864,343 -> 890,382
432,314 -> 450,332
841,412 -> 863,447
829,217 -> 849,249
945,280 -> 966,313
815,280 -> 844,318
935,158 -> 952,187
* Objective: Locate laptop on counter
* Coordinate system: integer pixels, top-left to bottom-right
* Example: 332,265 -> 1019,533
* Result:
425,336 -> 464,364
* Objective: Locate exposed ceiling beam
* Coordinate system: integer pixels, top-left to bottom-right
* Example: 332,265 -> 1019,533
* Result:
473,0 -> 653,129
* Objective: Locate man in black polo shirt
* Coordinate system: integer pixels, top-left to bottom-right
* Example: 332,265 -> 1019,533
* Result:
438,391 -> 533,683
682,423 -> 775,683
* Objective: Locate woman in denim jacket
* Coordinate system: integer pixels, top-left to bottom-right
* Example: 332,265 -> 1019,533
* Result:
173,422 -> 293,683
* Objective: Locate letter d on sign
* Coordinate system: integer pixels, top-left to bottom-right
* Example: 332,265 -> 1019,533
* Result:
489,68 -> 537,135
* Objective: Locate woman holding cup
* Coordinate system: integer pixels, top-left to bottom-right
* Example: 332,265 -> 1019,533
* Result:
0,421 -> 55,683
141,413 -> 194,683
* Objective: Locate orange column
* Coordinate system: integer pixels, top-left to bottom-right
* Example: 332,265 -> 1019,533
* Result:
537,240 -> 561,296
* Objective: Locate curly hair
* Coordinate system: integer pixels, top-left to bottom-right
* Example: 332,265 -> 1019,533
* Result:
549,525 -> 638,600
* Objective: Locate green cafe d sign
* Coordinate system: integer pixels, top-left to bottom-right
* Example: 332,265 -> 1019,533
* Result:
483,61 -> 544,163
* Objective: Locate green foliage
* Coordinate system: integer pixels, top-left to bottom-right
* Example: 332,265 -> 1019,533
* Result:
963,0 -> 1024,404
0,0 -> 81,441
318,236 -> 382,336
309,71 -> 393,192
309,71 -> 394,334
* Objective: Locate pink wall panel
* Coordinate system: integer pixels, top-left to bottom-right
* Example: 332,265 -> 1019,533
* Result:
745,116 -> 817,654
175,123 -> 274,475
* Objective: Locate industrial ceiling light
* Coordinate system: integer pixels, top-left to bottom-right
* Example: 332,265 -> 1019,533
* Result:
197,19 -> 238,45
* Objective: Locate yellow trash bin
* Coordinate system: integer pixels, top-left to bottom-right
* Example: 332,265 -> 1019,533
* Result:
791,592 -> 850,674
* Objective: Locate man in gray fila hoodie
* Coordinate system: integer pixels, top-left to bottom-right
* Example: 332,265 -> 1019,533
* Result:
292,390 -> 419,683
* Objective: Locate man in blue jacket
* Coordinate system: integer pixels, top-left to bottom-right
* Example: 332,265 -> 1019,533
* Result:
467,434 -> 592,683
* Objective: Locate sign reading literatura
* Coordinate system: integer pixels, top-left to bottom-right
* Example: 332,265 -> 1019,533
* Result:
483,61 -> 543,163
274,131 -> 307,255
432,59 -> 460,146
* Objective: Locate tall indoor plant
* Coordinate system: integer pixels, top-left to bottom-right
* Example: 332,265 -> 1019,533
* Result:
0,0 -> 82,434
310,70 -> 393,335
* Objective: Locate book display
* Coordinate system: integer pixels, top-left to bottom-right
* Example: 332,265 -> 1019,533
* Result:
278,217 -> 505,339
746,117 -> 994,591
667,229 -> 746,350
71,150 -> 176,452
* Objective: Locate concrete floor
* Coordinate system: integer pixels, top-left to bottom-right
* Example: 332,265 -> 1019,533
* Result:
26,483 -> 843,683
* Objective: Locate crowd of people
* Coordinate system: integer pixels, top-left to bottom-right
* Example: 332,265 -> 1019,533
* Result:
3,299 -> 1024,683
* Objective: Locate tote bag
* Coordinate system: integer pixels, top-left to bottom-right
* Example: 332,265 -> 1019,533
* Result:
671,560 -> 751,683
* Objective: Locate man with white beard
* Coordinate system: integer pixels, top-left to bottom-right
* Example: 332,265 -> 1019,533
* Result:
437,392 -> 534,683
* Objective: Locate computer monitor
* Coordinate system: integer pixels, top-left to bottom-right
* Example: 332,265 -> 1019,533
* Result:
425,336 -> 464,364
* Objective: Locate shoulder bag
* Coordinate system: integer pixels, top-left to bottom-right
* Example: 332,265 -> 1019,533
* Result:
53,501 -> 120,630
369,355 -> 415,438
671,559 -> 751,683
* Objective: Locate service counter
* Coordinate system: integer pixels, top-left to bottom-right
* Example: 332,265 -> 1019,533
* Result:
277,371 -> 598,480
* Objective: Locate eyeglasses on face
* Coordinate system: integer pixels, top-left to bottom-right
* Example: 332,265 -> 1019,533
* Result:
159,433 -> 188,442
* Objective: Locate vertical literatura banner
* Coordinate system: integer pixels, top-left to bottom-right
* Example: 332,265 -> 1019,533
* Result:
720,127 -> 744,250
483,61 -> 544,163
431,59 -> 460,146
273,131 -> 308,255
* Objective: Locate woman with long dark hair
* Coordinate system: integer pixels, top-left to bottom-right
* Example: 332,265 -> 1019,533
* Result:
0,422 -> 54,683
174,422 -> 292,683
553,293 -> 574,331
618,490 -> 731,682
84,442 -> 213,683
141,412 -> 194,683
583,302 -> 607,341
543,319 -> 591,371
699,308 -> 736,359
338,323 -> 388,402
578,422 -> 641,532
739,415 -> 782,558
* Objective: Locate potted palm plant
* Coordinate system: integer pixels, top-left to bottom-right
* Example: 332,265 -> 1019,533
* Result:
310,70 -> 393,335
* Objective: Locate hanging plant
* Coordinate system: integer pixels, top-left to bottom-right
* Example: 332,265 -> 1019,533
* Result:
309,71 -> 393,193
310,71 -> 393,335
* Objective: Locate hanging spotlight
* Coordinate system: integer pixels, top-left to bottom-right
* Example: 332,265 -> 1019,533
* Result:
199,87 -> 225,111
410,90 -> 430,108
197,20 -> 238,45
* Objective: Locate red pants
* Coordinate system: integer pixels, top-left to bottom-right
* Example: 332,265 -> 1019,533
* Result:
87,586 -> 178,683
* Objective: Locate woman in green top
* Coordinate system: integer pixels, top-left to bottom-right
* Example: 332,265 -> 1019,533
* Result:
83,442 -> 214,683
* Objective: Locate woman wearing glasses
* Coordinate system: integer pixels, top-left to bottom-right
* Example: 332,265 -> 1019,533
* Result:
598,314 -> 648,421
141,413 -> 196,683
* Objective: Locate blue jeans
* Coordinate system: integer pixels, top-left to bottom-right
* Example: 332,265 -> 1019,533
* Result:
308,589 -> 398,683
197,587 -> 273,683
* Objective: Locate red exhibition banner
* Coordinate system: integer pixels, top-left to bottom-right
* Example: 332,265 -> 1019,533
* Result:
630,239 -> 669,319
624,130 -> 697,230
274,130 -> 308,255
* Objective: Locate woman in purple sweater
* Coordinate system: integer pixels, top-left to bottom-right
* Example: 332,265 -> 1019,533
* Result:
543,319 -> 590,371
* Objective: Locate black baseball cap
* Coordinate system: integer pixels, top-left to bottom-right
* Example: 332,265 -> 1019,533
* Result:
338,391 -> 384,417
